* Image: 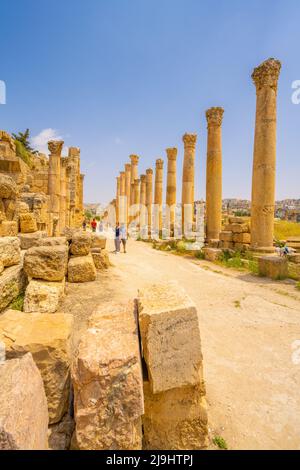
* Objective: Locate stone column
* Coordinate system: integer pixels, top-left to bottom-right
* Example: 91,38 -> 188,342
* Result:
182,134 -> 197,235
251,58 -> 281,252
67,147 -> 80,227
125,163 -> 131,222
133,178 -> 140,227
116,176 -> 120,222
140,174 -> 147,231
205,107 -> 224,242
119,171 -> 126,224
154,159 -> 164,234
80,174 -> 84,224
48,140 -> 64,234
146,168 -> 153,234
130,155 -> 139,206
166,148 -> 177,233
59,157 -> 67,234
65,165 -> 71,227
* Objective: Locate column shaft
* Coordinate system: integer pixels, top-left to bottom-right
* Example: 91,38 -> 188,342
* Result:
166,148 -> 177,232
182,134 -> 197,234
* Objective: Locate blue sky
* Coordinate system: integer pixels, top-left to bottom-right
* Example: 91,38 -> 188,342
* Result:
1,0 -> 299,203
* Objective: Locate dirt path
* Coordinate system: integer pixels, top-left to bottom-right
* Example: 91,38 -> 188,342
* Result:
62,237 -> 300,450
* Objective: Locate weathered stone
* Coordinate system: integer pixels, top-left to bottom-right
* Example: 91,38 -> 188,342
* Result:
91,250 -> 110,270
23,278 -> 65,313
0,237 -> 21,267
0,174 -> 18,199
0,353 -> 49,450
24,245 -> 68,281
219,231 -> 233,242
143,380 -> 208,450
18,230 -> 47,250
226,223 -> 250,233
68,254 -> 96,283
233,232 -> 251,244
48,414 -> 74,450
0,310 -> 73,424
0,259 -> 3,275
36,236 -> 68,247
258,256 -> 288,280
288,262 -> 300,281
0,264 -> 26,311
219,240 -> 234,250
228,216 -> 245,224
234,242 -> 250,252
288,253 -> 300,264
19,212 -> 38,233
138,282 -> 203,394
208,239 -> 220,248
3,198 -> 16,220
70,232 -> 91,256
203,247 -> 222,262
72,301 -> 144,450
91,233 -> 107,249
0,220 -> 18,236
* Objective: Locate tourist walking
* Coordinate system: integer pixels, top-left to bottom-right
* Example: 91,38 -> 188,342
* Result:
114,222 -> 121,253
120,223 -> 127,253
82,219 -> 87,231
91,218 -> 97,232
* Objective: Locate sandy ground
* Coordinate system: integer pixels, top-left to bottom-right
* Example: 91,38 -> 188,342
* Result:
62,237 -> 300,450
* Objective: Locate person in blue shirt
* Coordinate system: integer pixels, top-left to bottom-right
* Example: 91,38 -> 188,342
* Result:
119,223 -> 127,253
114,222 -> 120,253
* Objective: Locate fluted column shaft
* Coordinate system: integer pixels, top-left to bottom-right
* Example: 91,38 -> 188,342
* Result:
154,159 -> 164,233
166,148 -> 177,231
146,168 -> 153,232
130,155 -> 139,206
48,140 -> 64,232
182,134 -> 197,233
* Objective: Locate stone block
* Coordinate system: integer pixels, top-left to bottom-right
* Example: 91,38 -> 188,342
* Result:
288,253 -> 300,264
208,239 -> 219,248
23,278 -> 65,313
288,262 -> 300,281
68,254 -> 96,283
219,231 -> 233,242
228,216 -> 245,224
0,174 -> 18,199
219,240 -> 234,249
48,413 -> 74,450
70,232 -> 91,256
203,247 -> 222,262
138,282 -> 203,394
0,220 -> 18,236
91,233 -> 107,249
18,230 -> 47,250
19,213 -> 37,233
234,242 -> 250,252
143,380 -> 208,450
91,250 -> 110,270
0,264 -> 26,311
0,236 -> 21,267
226,223 -> 250,233
258,256 -> 288,280
72,301 -> 144,450
233,232 -> 251,244
0,259 -> 3,275
24,245 -> 68,281
0,310 -> 74,424
0,353 -> 48,450
36,236 -> 68,247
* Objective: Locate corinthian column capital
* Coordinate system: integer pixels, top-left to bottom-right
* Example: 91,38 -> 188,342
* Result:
156,158 -> 164,169
182,133 -> 197,149
48,140 -> 64,156
166,147 -> 177,160
146,168 -> 153,175
252,57 -> 281,91
130,154 -> 139,165
206,107 -> 224,127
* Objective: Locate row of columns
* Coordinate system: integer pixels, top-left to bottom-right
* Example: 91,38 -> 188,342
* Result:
114,57 -> 281,252
47,141 -> 84,235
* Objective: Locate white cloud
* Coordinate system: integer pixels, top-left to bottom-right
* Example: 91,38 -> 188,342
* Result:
31,128 -> 68,155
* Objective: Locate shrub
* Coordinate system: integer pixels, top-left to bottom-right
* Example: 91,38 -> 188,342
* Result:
9,293 -> 25,311
212,435 -> 228,450
14,140 -> 33,168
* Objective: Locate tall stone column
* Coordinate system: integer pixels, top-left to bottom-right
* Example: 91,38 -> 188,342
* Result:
140,174 -> 147,231
130,155 -> 139,206
205,107 -> 224,242
154,158 -> 164,234
79,174 -> 84,224
67,147 -> 80,228
65,166 -> 71,227
125,163 -> 131,223
59,157 -> 67,234
116,176 -> 120,222
251,58 -> 281,252
119,171 -> 126,224
146,168 -> 153,234
133,178 -> 140,227
182,134 -> 197,235
166,148 -> 177,233
48,140 -> 64,235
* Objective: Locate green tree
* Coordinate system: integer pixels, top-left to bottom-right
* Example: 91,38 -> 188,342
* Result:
12,129 -> 37,154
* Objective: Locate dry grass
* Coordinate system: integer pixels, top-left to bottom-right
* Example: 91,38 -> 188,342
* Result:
274,220 -> 300,240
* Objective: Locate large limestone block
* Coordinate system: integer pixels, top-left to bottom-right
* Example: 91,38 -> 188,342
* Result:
0,310 -> 74,424
72,301 -> 144,450
0,220 -> 18,236
18,230 -> 47,250
91,233 -> 107,249
68,254 -> 96,283
23,278 -> 65,313
0,264 -> 26,311
3,198 -> 17,220
0,237 -> 21,267
258,256 -> 288,280
228,216 -> 245,224
288,253 -> 300,264
19,212 -> 37,233
138,282 -> 203,394
219,231 -> 233,242
143,380 -> 208,450
24,245 -> 68,281
0,174 -> 18,199
36,236 -> 68,247
233,232 -> 251,244
0,259 -> 3,275
0,353 -> 49,450
91,249 -> 110,270
203,247 -> 222,262
70,232 -> 91,256
225,223 -> 250,233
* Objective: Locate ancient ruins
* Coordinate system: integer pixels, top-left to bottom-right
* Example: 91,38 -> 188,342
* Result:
0,57 -> 299,451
